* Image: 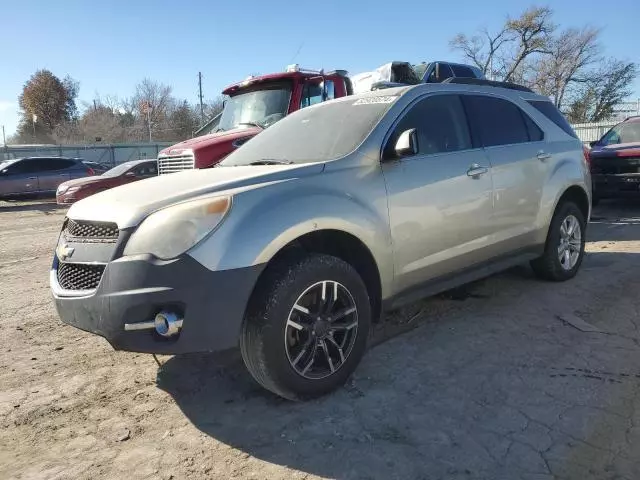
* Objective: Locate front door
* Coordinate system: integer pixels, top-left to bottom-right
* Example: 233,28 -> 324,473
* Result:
0,159 -> 39,195
381,94 -> 494,293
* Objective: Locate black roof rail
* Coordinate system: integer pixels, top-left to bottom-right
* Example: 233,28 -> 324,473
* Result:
442,77 -> 534,93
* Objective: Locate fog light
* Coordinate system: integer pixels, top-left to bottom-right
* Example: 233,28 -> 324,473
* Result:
154,311 -> 183,338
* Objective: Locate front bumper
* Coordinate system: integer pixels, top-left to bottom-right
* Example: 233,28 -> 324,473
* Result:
51,253 -> 263,354
592,173 -> 640,198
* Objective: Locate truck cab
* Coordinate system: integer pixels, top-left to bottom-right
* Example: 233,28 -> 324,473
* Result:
157,65 -> 352,174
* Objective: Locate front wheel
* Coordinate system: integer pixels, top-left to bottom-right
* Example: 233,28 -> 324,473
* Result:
531,201 -> 586,281
240,254 -> 371,401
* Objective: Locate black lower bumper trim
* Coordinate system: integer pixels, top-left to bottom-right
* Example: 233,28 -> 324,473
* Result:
593,174 -> 640,198
52,254 -> 264,354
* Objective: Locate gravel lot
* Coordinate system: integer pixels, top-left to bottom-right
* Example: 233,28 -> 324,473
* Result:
1,198 -> 640,480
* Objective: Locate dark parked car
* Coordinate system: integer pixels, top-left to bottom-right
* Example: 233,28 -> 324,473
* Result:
589,116 -> 640,204
82,161 -> 110,175
0,157 -> 93,199
56,159 -> 158,205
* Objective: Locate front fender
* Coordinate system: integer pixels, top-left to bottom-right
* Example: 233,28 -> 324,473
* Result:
188,180 -> 394,297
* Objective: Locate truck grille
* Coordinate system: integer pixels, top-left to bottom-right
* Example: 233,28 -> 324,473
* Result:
57,263 -> 106,291
158,154 -> 195,175
63,219 -> 119,242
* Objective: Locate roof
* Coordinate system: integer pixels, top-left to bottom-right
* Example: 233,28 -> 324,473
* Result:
223,70 -> 330,95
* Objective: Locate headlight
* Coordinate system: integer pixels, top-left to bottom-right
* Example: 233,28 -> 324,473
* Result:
57,185 -> 69,194
123,196 -> 231,260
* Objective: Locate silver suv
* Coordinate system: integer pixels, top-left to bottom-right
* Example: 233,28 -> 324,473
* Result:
51,81 -> 591,400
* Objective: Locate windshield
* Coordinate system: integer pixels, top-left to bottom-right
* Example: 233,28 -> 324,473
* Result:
217,83 -> 291,131
103,162 -> 136,177
600,121 -> 640,146
0,159 -> 19,171
219,94 -> 399,166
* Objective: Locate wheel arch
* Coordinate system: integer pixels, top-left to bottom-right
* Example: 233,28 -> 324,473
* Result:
247,229 -> 384,324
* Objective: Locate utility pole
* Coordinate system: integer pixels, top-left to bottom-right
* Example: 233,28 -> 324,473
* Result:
198,72 -> 205,125
1,125 -> 5,147
147,107 -> 152,143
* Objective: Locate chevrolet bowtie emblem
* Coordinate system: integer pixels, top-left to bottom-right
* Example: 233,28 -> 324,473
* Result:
56,244 -> 75,261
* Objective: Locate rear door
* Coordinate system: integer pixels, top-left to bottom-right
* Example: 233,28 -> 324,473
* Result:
36,158 -> 80,192
0,159 -> 39,195
462,94 -> 547,251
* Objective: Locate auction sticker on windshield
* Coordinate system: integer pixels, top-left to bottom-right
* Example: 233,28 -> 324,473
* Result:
353,96 -> 397,105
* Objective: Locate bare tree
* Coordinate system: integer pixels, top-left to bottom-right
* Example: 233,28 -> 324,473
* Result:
531,27 -> 601,108
450,6 -> 554,81
566,61 -> 638,123
203,96 -> 225,121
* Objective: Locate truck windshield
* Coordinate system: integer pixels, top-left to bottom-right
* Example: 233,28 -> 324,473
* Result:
218,84 -> 291,131
219,94 -> 399,166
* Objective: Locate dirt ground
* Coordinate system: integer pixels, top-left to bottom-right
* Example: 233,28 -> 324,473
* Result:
1,198 -> 640,480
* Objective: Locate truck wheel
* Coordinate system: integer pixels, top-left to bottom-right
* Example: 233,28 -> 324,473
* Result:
240,253 -> 371,401
531,201 -> 586,281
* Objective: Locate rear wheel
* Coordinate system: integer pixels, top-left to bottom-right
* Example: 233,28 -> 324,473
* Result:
531,201 -> 586,281
240,254 -> 371,401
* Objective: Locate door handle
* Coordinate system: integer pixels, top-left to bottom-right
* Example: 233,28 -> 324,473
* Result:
467,164 -> 488,178
537,150 -> 551,161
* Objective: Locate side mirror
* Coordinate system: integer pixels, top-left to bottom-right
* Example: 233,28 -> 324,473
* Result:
589,140 -> 599,148
394,129 -> 418,157
125,171 -> 136,177
0,169 -> 7,176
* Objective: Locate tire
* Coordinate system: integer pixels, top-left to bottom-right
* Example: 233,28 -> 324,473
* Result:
240,253 -> 371,401
530,201 -> 586,281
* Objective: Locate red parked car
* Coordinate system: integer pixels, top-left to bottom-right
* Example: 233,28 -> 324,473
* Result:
56,159 -> 158,205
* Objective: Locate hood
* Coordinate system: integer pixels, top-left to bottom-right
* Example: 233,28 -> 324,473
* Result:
67,163 -> 324,228
160,127 -> 261,155
590,142 -> 640,158
59,176 -> 111,189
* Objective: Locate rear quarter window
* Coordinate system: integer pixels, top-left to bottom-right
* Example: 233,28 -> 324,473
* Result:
527,100 -> 578,139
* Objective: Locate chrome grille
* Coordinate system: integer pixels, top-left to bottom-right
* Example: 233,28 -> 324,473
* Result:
158,154 -> 195,175
57,263 -> 105,290
63,218 -> 118,242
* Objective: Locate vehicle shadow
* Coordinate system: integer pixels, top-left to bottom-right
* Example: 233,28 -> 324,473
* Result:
589,199 -> 640,241
0,199 -> 65,214
156,215 -> 640,478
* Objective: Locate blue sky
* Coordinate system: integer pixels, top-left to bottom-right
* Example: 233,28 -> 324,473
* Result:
1,0 -> 639,138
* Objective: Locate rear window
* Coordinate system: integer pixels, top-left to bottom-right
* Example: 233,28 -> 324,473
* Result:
451,65 -> 476,78
527,100 -> 578,139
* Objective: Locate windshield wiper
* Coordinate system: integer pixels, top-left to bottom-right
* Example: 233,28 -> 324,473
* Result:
248,159 -> 294,166
237,121 -> 265,130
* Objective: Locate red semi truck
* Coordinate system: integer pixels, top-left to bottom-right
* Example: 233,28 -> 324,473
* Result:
157,65 -> 353,174
157,61 -> 484,175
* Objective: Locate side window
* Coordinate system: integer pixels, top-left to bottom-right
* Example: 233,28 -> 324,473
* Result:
5,160 -> 29,174
300,80 -> 333,108
47,158 -> 76,170
385,94 -> 472,158
521,112 -> 544,142
20,159 -> 51,173
450,65 -> 476,78
427,63 -> 454,83
324,80 -> 335,100
527,100 -> 578,139
134,163 -> 157,176
462,95 -> 529,147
